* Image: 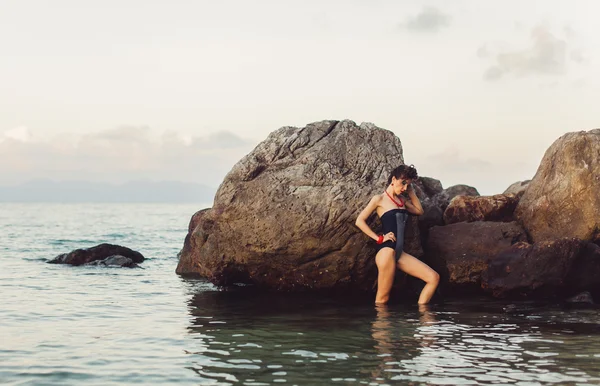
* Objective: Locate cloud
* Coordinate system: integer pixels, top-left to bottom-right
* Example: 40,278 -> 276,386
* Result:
572,78 -> 586,89
2,126 -> 34,142
424,148 -> 494,174
0,126 -> 258,186
570,49 -> 586,64
480,25 -> 584,81
204,131 -> 250,148
476,45 -> 490,59
88,125 -> 154,142
402,7 -> 451,33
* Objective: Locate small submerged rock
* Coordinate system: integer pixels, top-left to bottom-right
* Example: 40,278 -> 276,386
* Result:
566,291 -> 594,305
47,243 -> 144,268
84,255 -> 140,268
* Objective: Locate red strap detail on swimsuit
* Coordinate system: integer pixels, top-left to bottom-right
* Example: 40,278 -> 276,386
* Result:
385,190 -> 404,208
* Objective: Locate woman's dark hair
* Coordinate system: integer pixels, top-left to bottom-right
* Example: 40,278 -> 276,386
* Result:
387,164 -> 418,185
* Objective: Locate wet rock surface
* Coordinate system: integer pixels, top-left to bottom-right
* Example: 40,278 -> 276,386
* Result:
84,255 -> 140,268
482,238 -> 585,298
48,243 -> 144,267
425,221 -> 527,291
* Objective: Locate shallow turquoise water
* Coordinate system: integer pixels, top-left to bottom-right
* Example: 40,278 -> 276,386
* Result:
1,203 -> 600,385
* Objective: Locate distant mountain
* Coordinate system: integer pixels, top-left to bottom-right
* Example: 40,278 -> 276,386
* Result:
0,179 -> 216,203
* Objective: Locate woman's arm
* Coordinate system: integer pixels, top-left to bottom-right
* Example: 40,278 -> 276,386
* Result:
355,195 -> 382,241
404,184 -> 424,216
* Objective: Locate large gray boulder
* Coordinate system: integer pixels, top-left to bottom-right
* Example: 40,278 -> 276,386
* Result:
515,129 -> 600,243
177,120 -> 423,291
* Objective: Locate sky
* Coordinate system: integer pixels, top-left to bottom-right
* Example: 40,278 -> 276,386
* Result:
1,0 -> 598,195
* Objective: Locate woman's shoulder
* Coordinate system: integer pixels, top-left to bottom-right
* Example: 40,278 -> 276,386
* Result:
369,194 -> 383,205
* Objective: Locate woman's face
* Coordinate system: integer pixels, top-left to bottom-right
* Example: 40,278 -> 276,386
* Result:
392,177 -> 411,195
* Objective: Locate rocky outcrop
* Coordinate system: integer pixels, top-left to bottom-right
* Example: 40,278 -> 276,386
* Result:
414,177 -> 444,198
414,181 -> 479,240
515,129 -> 600,243
443,194 -> 521,224
424,221 -> 528,291
403,216 -> 424,258
176,120 -> 600,300
177,120 -> 422,291
48,243 -> 145,267
419,184 -> 480,219
444,185 -> 480,200
503,180 -> 530,196
482,238 -> 585,298
565,242 -> 600,297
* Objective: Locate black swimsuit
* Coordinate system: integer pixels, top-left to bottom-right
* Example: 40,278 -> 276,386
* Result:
376,208 -> 409,261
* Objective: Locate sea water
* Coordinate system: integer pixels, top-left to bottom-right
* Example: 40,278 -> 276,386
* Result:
1,203 -> 599,385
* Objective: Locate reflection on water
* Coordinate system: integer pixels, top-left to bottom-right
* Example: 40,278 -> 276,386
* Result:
186,290 -> 600,385
3,203 -> 599,385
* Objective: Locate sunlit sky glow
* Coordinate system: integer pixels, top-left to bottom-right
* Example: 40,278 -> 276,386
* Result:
1,0 -> 598,194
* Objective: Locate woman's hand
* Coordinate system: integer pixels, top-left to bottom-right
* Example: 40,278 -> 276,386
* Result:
404,184 -> 425,215
382,232 -> 396,243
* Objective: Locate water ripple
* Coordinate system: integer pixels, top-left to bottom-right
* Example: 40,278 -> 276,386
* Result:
1,203 -> 600,385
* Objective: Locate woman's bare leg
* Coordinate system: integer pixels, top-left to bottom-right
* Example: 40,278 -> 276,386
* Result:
374,248 -> 396,304
397,251 -> 440,304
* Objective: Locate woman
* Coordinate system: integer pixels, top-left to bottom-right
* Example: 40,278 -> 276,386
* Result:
355,165 -> 439,305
